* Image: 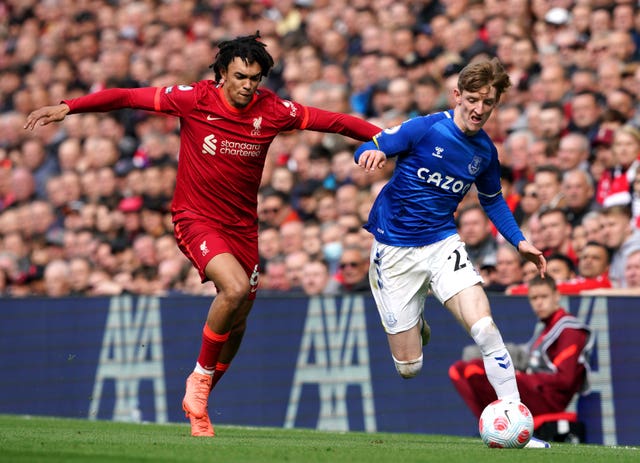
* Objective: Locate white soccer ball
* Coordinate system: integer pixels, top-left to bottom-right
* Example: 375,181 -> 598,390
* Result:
479,399 -> 534,448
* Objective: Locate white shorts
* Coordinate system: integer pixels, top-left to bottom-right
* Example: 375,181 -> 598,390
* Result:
369,234 -> 484,334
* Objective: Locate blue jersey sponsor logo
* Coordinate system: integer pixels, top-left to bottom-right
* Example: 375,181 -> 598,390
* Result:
416,167 -> 472,195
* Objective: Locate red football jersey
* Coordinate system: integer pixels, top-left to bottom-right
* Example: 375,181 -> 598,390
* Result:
64,81 -> 379,229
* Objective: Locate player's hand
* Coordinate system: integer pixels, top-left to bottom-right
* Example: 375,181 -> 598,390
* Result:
357,149 -> 387,172
517,240 -> 547,277
23,104 -> 70,130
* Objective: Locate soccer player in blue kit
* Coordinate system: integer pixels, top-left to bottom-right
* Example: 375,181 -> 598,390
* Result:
355,58 -> 550,448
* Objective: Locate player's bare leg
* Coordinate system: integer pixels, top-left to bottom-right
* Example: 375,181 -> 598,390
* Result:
386,321 -> 426,379
183,253 -> 250,434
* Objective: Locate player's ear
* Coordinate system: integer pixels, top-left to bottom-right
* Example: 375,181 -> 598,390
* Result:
453,87 -> 462,104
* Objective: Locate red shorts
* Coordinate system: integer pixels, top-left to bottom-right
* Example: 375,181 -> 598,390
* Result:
173,216 -> 259,298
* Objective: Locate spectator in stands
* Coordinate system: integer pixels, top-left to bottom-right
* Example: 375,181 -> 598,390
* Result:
567,90 -> 603,143
505,250 -> 576,296
9,167 -> 38,209
258,188 -> 300,228
314,188 -> 339,224
457,204 -> 498,272
539,207 -> 578,266
450,275 -> 593,422
581,210 -> 606,245
68,257 -> 92,295
261,256 -> 290,292
291,182 -> 319,222
583,248 -> 640,295
509,242 -> 611,295
333,245 -> 370,293
335,184 -> 360,217
513,182 -> 541,236
570,223 -> 588,256
591,127 -> 617,184
414,75 -> 441,116
284,250 -> 309,292
7,0 -> 640,310
270,166 -> 295,196
320,221 -> 345,274
258,226 -> 282,266
19,138 -> 59,199
450,16 -> 492,62
520,259 -> 541,284
535,165 -> 566,211
556,132 -> 592,172
562,168 -> 599,228
337,213 -> 363,236
330,149 -> 355,187
43,259 -> 72,297
280,220 -> 305,255
301,221 -> 323,259
300,258 -> 334,296
307,145 -> 334,190
606,88 -> 637,125
597,125 -> 640,207
484,244 -> 524,293
537,101 -> 568,152
545,254 -> 576,284
116,196 -> 142,243
623,248 -> 640,288
503,130 -> 534,184
539,63 -> 571,107
386,76 -> 418,119
601,204 -> 640,288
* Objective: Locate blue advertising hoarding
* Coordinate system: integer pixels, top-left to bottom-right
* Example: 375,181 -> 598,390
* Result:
0,294 -> 636,445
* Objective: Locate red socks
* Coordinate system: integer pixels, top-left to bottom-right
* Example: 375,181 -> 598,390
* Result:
211,362 -> 230,389
196,324 -> 230,372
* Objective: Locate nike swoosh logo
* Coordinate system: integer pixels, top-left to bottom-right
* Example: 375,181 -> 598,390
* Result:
207,115 -> 222,121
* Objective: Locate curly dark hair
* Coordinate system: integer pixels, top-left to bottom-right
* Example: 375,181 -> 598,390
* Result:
210,31 -> 274,82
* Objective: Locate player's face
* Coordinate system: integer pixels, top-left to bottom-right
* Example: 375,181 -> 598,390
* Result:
453,85 -> 498,136
527,283 -> 560,321
220,57 -> 263,108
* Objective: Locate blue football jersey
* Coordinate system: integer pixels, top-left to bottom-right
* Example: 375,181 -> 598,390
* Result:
355,110 -> 523,247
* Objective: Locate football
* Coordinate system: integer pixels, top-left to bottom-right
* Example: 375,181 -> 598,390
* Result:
479,399 -> 534,448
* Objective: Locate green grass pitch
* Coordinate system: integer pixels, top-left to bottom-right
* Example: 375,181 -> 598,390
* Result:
0,414 -> 637,463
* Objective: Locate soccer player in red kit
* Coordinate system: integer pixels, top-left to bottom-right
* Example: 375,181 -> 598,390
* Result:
25,32 -> 381,436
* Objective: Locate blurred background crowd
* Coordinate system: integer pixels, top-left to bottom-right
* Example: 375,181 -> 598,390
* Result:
2,0 -> 640,298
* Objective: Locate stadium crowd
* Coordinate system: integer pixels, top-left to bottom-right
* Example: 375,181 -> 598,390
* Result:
3,0 -> 640,297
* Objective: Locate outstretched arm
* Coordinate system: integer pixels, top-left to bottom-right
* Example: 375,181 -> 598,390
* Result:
303,106 -> 380,141
24,103 -> 70,130
25,87 -> 161,131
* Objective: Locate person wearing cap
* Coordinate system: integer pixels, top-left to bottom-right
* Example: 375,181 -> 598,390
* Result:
590,125 -> 616,184
545,7 -> 571,28
117,196 -> 144,244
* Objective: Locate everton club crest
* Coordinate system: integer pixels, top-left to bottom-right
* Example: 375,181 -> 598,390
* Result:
468,155 -> 482,175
